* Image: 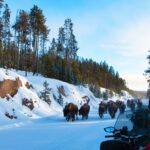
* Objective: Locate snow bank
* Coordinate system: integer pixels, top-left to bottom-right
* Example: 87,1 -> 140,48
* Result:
0,68 -> 133,126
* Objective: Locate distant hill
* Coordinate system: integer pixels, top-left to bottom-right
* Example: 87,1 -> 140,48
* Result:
129,90 -> 147,99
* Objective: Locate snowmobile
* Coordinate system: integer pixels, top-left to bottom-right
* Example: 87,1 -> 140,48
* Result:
100,106 -> 150,150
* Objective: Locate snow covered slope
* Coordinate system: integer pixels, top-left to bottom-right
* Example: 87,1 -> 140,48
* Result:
0,68 -> 132,126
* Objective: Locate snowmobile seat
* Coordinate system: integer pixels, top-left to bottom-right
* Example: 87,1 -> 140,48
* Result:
100,140 -> 133,150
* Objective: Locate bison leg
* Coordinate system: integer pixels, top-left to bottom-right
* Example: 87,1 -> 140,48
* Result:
111,113 -> 115,119
99,113 -> 103,118
72,115 -> 75,121
66,116 -> 69,121
82,116 -> 84,120
76,115 -> 78,120
86,115 -> 88,119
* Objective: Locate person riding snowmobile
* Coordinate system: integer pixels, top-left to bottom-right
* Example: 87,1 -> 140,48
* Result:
100,106 -> 150,150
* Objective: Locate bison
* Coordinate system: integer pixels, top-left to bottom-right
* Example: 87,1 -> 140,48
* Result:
127,99 -> 136,112
63,103 -> 78,121
79,103 -> 90,120
116,100 -> 126,114
127,99 -> 131,108
99,101 -> 107,118
136,99 -> 143,109
107,101 -> 118,119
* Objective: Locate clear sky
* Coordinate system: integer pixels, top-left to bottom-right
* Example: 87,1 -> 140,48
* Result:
5,0 -> 150,91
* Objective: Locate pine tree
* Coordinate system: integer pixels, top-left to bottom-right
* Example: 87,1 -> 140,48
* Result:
57,93 -> 63,106
0,0 -> 3,67
49,38 -> 57,55
64,18 -> 78,60
40,81 -> 51,106
89,85 -> 102,98
2,4 -> 11,68
12,11 -> 21,70
145,51 -> 150,97
20,10 -> 30,75
13,10 -> 30,75
30,5 -> 48,74
57,27 -> 65,58
9,41 -> 18,68
71,60 -> 81,84
109,90 -> 114,98
145,51 -> 150,74
0,0 -> 3,8
103,90 -> 109,100
40,24 -> 49,56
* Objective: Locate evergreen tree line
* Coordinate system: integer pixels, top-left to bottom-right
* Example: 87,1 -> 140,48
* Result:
0,1 -> 127,94
145,50 -> 150,98
42,55 -> 127,93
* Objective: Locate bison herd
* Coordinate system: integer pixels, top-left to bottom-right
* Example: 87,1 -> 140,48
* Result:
99,100 -> 125,119
63,103 -> 90,121
63,99 -> 143,122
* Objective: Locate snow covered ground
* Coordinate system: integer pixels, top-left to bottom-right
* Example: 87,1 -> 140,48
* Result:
0,100 -> 149,150
0,110 -> 116,150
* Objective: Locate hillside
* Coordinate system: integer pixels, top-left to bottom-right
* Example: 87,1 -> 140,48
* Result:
129,90 -> 147,99
0,68 -> 133,126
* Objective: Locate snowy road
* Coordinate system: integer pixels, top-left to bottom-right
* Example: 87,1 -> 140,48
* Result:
0,111 -> 115,150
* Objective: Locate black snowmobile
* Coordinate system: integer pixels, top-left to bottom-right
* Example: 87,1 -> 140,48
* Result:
100,106 -> 150,150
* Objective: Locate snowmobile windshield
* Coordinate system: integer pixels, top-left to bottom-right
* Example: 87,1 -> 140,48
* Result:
114,110 -> 133,131
114,106 -> 150,135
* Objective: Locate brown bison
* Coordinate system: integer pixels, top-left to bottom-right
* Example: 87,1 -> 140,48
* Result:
116,100 -> 126,114
136,99 -> 143,109
127,99 -> 131,108
99,101 -> 107,118
127,99 -> 136,112
63,103 -> 78,121
79,103 -> 90,120
107,101 -> 118,119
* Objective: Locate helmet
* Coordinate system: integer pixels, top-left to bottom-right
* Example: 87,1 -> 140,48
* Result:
131,107 -> 150,134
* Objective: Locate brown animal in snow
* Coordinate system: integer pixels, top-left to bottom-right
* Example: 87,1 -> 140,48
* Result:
116,100 -> 126,114
127,99 -> 136,112
99,101 -> 107,118
63,103 -> 78,121
79,103 -> 90,120
107,101 -> 118,119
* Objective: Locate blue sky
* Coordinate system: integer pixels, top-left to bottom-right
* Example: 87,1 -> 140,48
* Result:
5,0 -> 150,91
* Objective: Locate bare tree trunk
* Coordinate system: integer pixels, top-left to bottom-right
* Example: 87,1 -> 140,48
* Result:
25,42 -> 27,76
